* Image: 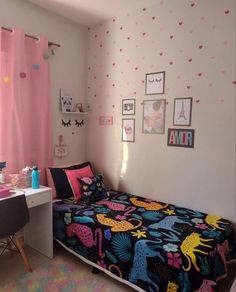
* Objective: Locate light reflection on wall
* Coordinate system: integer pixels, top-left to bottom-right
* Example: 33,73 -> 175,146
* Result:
120,142 -> 129,178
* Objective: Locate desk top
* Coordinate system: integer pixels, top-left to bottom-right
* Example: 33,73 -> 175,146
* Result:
0,186 -> 51,201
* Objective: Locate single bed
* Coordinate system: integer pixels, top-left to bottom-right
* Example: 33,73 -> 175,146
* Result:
53,190 -> 236,292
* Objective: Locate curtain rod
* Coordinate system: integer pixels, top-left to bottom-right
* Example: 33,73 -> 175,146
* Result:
1,26 -> 61,48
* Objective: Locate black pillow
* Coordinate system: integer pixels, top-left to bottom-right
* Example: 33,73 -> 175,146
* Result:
49,161 -> 92,199
79,174 -> 109,205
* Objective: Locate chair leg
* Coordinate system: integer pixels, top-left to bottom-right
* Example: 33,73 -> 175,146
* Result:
14,238 -> 32,273
7,238 -> 14,257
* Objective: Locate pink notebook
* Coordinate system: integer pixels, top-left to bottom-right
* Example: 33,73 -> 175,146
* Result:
0,185 -> 11,198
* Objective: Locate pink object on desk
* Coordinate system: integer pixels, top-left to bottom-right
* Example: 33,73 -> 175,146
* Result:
0,185 -> 11,198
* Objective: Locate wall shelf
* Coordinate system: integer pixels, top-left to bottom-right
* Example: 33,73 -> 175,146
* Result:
61,111 -> 88,115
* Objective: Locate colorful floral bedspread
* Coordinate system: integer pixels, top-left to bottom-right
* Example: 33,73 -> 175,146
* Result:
53,191 -> 236,292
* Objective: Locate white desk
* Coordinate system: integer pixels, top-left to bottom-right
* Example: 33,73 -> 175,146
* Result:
2,186 -> 53,259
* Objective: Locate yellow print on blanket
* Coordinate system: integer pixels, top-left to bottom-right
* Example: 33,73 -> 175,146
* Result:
96,213 -> 142,232
205,214 -> 226,230
130,197 -> 168,210
166,281 -> 179,292
180,232 -> 213,272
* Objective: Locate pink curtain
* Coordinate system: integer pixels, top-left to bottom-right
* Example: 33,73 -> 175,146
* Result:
0,28 -> 53,184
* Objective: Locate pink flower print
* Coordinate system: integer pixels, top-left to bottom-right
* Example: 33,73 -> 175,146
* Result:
81,177 -> 93,184
97,260 -> 106,269
195,223 -> 208,230
115,215 -> 127,220
167,252 -> 182,269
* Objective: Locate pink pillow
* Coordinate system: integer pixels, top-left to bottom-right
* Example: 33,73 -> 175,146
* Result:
64,165 -> 94,200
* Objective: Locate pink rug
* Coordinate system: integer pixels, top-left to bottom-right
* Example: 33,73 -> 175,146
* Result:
2,256 -> 119,291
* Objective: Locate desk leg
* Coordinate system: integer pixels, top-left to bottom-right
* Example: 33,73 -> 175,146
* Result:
24,202 -> 53,259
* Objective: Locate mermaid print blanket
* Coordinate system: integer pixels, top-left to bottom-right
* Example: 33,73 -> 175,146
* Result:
53,191 -> 236,292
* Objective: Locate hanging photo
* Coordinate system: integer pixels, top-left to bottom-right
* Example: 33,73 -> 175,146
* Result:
143,99 -> 166,134
60,88 -> 75,113
173,97 -> 192,126
122,119 -> 135,142
99,116 -> 113,126
145,71 -> 165,95
122,99 -> 135,115
167,128 -> 195,148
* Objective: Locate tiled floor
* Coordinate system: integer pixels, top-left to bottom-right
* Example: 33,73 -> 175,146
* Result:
0,242 -> 235,291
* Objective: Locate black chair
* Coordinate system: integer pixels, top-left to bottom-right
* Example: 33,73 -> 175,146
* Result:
0,194 -> 32,272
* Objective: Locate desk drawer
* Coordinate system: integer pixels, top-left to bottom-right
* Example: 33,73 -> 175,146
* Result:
26,191 -> 51,208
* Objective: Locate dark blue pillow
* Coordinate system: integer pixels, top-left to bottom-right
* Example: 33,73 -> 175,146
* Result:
49,162 -> 92,199
78,175 -> 109,205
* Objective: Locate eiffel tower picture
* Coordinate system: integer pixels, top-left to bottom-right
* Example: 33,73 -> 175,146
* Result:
177,100 -> 187,121
174,98 -> 192,126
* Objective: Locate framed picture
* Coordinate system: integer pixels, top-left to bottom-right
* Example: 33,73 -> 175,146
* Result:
143,99 -> 166,134
173,97 -> 192,126
145,71 -> 165,95
60,88 -> 75,112
122,119 -> 135,142
122,99 -> 135,115
167,128 -> 195,148
99,116 -> 113,126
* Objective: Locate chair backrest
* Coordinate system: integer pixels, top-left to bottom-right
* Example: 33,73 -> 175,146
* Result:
0,195 -> 29,239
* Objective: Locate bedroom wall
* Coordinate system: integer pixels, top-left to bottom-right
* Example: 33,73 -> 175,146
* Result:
0,0 -> 88,165
86,0 -> 236,222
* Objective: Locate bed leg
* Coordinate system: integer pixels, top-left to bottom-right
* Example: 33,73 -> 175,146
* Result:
92,267 -> 100,274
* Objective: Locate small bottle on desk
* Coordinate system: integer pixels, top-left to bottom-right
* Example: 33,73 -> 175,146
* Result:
31,166 -> 39,189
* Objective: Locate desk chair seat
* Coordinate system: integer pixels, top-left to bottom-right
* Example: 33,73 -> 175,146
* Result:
0,194 -> 32,272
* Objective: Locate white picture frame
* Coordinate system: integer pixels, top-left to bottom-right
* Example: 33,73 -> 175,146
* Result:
145,71 -> 165,95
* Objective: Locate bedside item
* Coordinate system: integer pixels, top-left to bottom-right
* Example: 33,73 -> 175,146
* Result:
10,172 -> 31,188
0,185 -> 10,198
10,165 -> 32,188
0,161 -> 6,184
31,166 -> 40,189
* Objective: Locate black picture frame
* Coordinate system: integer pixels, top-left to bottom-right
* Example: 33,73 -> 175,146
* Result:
173,97 -> 192,126
167,128 -> 195,148
145,71 -> 165,95
142,99 -> 166,134
122,99 -> 135,115
122,119 -> 135,142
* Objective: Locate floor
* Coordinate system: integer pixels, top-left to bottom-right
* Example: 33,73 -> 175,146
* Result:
0,242 -> 235,291
0,242 -> 133,291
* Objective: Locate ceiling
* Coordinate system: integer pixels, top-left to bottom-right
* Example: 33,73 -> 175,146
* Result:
27,0 -> 157,26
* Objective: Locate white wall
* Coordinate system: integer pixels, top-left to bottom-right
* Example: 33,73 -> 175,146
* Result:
0,0 -> 88,165
1,0 -> 235,223
87,0 -> 236,222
